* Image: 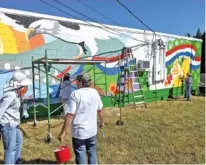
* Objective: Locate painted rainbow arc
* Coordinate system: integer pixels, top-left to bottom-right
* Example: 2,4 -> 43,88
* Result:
166,44 -> 201,70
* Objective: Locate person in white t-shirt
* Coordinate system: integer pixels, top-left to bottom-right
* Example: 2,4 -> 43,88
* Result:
59,73 -> 72,115
58,73 -> 104,164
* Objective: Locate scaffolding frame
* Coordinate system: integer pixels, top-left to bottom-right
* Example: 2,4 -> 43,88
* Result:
31,50 -> 107,142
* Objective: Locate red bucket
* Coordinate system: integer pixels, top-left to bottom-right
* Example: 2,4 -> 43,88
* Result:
54,145 -> 71,163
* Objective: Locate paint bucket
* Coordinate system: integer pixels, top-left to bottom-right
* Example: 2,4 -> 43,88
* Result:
54,145 -> 71,163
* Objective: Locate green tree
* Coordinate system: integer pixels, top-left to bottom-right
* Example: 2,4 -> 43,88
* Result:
193,28 -> 202,39
186,33 -> 191,37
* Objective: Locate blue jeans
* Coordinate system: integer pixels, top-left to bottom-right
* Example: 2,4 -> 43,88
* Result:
186,84 -> 192,101
72,135 -> 97,164
0,124 -> 23,164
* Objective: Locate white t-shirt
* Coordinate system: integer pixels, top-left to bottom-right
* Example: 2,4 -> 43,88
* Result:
59,80 -> 72,99
66,87 -> 103,139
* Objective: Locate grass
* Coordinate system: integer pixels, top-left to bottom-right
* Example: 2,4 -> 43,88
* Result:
0,96 -> 205,164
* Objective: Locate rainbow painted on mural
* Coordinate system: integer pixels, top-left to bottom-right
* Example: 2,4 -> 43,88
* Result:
166,44 -> 201,70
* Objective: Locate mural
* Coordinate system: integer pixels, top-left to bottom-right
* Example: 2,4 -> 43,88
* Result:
0,10 -> 202,104
164,40 -> 201,89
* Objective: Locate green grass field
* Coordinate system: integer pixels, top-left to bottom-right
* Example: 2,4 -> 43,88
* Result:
0,96 -> 205,164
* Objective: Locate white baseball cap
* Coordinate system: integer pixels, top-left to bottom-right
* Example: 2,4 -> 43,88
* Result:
12,71 -> 32,87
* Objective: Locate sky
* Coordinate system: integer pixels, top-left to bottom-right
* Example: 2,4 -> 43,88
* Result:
0,0 -> 205,36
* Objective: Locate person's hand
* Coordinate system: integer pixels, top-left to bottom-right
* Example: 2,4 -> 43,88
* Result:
99,122 -> 105,129
58,132 -> 66,142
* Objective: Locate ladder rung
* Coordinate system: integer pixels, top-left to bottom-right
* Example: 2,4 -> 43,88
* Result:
132,82 -> 140,85
120,91 -> 129,93
130,77 -> 137,79
134,95 -> 144,98
135,101 -> 146,105
94,72 -> 104,74
134,89 -> 142,91
130,71 -> 137,73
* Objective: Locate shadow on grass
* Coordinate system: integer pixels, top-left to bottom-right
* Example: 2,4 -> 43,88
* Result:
0,159 -> 58,164
22,159 -> 58,164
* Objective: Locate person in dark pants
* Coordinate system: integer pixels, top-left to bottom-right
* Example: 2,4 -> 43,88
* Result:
185,72 -> 192,101
58,73 -> 104,164
0,72 -> 31,164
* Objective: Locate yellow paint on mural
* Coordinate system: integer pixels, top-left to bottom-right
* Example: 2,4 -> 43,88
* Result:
182,57 -> 190,77
171,59 -> 183,76
170,59 -> 184,87
171,57 -> 191,87
173,76 -> 182,87
0,39 -> 3,54
0,23 -> 18,54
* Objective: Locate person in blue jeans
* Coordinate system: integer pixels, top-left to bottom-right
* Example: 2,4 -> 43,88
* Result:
58,73 -> 104,164
185,72 -> 192,101
0,72 -> 31,164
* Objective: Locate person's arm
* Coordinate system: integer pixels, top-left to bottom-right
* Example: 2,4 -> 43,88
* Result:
58,113 -> 74,142
0,94 -> 14,119
97,92 -> 104,129
98,110 -> 104,129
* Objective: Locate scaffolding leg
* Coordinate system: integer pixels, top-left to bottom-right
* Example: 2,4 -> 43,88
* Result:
45,50 -> 52,143
45,125 -> 53,143
32,58 -> 38,127
33,105 -> 38,127
116,106 -> 124,126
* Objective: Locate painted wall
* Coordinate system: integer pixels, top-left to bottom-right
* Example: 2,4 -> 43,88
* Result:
0,9 -> 202,105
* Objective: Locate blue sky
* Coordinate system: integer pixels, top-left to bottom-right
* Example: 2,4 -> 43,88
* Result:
0,0 -> 205,36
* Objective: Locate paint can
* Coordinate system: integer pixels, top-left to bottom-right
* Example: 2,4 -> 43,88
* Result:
54,145 -> 71,163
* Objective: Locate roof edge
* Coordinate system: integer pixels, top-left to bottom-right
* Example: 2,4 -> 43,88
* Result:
0,7 -> 202,42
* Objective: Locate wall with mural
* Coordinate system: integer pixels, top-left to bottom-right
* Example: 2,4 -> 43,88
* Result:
0,8 -> 202,105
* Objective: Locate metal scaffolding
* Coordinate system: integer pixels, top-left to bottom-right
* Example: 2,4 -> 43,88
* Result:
31,50 -> 107,142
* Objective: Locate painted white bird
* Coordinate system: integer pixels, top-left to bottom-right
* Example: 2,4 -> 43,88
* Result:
27,19 -> 118,56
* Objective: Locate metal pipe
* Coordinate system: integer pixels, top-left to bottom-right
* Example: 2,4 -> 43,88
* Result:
32,57 -> 37,126
45,50 -> 51,136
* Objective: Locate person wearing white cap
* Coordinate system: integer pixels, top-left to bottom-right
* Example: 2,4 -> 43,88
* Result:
0,71 -> 31,164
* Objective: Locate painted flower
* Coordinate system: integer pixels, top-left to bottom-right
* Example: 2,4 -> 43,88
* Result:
164,73 -> 173,86
109,83 -> 119,95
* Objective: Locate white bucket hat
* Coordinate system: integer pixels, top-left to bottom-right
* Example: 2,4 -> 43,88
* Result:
12,71 -> 32,88
3,72 -> 32,93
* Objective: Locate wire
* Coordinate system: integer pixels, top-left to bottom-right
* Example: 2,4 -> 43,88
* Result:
116,0 -> 156,35
55,0 -> 122,36
40,0 -> 146,43
54,0 -> 147,43
76,0 -> 121,26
